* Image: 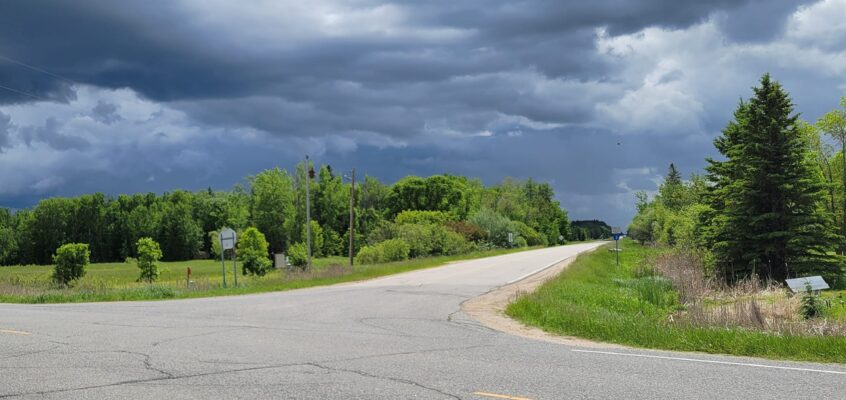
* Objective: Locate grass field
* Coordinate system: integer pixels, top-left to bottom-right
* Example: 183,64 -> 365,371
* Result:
0,247 -> 534,304
506,239 -> 846,364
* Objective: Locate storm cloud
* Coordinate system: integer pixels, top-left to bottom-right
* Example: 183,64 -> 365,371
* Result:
0,0 -> 843,226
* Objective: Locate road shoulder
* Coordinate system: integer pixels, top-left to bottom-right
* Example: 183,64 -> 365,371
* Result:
461,245 -> 623,349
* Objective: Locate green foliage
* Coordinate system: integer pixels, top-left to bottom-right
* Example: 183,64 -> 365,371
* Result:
705,74 -> 843,284
237,227 -> 272,276
513,221 -> 547,246
801,284 -> 824,320
52,243 -> 90,285
469,208 -> 515,247
287,242 -> 309,269
508,240 -> 846,364
570,220 -> 611,240
136,237 -> 163,283
1,167 -> 572,268
322,228 -> 344,257
250,168 -> 296,254
301,220 -> 325,258
355,238 -> 410,264
445,220 -> 488,243
395,210 -> 452,225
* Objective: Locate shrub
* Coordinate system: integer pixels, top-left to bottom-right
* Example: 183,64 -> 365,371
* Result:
469,208 -> 517,247
801,283 -> 824,319
513,221 -> 546,246
355,245 -> 383,265
396,223 -> 472,257
288,242 -> 309,269
379,238 -> 411,262
52,243 -> 89,285
301,221 -> 324,258
355,239 -> 410,264
238,227 -> 272,276
136,237 -> 163,283
515,236 -> 528,248
323,229 -> 344,257
395,210 -> 452,225
445,221 -> 488,243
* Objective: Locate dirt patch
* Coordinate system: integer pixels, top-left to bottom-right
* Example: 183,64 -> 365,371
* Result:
461,249 -> 624,349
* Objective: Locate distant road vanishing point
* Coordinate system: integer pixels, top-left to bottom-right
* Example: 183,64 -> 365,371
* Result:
1,242 -> 844,399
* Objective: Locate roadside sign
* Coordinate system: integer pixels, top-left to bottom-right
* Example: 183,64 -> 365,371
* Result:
220,228 -> 236,250
612,233 -> 623,241
218,228 -> 238,288
508,232 -> 514,244
611,226 -> 622,235
785,276 -> 829,294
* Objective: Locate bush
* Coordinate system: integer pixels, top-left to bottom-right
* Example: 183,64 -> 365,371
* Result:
469,208 -> 517,247
513,221 -> 546,246
136,237 -> 163,283
394,210 -> 452,225
445,221 -> 488,243
288,242 -> 309,269
52,243 -> 89,285
515,236 -> 528,248
355,239 -> 411,264
301,221 -> 324,258
238,227 -> 272,276
323,229 -> 344,257
379,238 -> 411,262
355,245 -> 383,265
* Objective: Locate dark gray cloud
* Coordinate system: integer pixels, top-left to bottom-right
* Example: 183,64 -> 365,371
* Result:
0,0 -> 839,228
0,111 -> 11,150
91,100 -> 121,124
19,117 -> 89,150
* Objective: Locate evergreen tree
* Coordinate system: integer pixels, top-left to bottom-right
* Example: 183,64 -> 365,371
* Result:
660,163 -> 684,210
706,74 -> 842,284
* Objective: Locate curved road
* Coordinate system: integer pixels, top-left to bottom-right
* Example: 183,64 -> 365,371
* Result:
1,242 -> 844,399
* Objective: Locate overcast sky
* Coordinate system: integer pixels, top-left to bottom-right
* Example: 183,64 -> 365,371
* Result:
1,0 -> 845,227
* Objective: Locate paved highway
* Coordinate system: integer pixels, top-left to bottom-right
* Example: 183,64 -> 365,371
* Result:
1,242 -> 844,399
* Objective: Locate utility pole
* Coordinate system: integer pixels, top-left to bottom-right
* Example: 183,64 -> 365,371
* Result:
305,155 -> 312,270
349,168 -> 355,266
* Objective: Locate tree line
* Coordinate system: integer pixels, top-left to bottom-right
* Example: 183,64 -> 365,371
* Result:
0,163 -> 576,266
629,74 -> 846,287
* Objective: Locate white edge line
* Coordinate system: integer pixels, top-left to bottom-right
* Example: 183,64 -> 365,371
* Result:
505,244 -> 600,285
572,349 -> 846,375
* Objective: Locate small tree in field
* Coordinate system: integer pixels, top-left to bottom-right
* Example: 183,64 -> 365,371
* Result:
52,243 -> 89,286
136,237 -> 163,283
238,227 -> 272,276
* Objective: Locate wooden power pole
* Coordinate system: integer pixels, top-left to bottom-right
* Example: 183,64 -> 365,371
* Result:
349,169 -> 356,266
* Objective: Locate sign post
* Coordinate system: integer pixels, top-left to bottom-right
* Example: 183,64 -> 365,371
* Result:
611,227 -> 623,268
219,228 -> 237,288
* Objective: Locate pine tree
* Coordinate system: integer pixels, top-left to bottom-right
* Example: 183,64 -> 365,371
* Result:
706,74 -> 843,284
660,163 -> 684,210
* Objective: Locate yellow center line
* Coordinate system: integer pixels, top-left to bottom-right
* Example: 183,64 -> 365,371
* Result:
473,391 -> 534,400
0,329 -> 31,336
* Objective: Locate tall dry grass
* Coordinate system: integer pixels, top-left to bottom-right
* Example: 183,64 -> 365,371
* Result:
652,251 -> 846,336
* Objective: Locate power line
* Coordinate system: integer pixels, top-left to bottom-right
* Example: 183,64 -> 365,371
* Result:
0,83 -> 44,101
0,54 -> 76,85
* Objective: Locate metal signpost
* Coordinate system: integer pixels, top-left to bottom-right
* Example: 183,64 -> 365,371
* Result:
611,227 -> 623,267
508,232 -> 514,247
219,228 -> 237,288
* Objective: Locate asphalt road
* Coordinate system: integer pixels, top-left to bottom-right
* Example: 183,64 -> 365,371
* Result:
1,242 -> 844,399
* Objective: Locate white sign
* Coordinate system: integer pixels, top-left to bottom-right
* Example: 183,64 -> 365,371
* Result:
611,226 -> 622,235
219,228 -> 237,250
508,232 -> 514,243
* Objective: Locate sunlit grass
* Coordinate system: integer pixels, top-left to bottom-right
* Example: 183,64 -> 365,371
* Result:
506,239 -> 846,364
0,248 -> 534,303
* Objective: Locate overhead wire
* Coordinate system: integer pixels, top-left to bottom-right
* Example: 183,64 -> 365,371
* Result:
0,53 -> 78,101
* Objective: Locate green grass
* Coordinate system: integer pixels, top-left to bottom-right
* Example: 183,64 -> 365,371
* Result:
0,248 -> 535,304
506,239 -> 846,364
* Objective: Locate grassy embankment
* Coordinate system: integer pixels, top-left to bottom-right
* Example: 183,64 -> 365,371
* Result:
506,239 -> 846,364
0,247 -> 537,304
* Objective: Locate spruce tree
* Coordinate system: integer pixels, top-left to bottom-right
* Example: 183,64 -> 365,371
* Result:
660,163 -> 684,210
706,74 -> 842,284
